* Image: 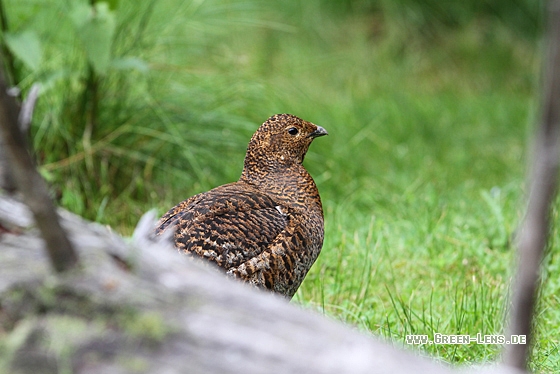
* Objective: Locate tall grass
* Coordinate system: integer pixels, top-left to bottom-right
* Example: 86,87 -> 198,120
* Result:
4,0 -> 556,371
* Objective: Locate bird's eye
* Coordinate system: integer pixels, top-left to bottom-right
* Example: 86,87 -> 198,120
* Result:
288,127 -> 298,136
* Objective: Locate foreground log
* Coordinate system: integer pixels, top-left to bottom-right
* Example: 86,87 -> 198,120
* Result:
0,195 -> 524,374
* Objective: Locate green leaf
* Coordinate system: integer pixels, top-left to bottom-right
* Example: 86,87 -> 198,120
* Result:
110,57 -> 149,72
38,167 -> 55,183
68,2 -> 90,27
106,0 -> 120,11
70,2 -> 116,75
4,31 -> 43,71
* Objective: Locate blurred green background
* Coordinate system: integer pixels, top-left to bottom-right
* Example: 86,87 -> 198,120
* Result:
3,0 -> 558,371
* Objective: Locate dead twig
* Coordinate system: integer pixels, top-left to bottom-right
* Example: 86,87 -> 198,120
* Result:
18,83 -> 41,133
503,0 -> 560,369
0,67 -> 78,272
0,84 -> 41,193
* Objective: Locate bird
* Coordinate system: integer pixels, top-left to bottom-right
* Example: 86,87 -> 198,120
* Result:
155,113 -> 327,299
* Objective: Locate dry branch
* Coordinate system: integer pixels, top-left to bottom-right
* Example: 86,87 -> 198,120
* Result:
0,132 -> 15,192
18,83 -> 40,133
0,67 -> 78,272
502,0 -> 560,369
0,195 -> 527,374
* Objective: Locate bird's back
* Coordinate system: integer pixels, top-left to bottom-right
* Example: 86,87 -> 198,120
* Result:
156,182 -> 288,270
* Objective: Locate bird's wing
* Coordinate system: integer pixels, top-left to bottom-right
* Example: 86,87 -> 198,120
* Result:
155,193 -> 204,235
155,183 -> 290,270
227,216 -> 320,298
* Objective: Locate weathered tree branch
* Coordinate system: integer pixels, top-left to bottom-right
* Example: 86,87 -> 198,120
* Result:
0,133 -> 15,192
0,67 -> 78,272
502,0 -> 560,369
0,195 -> 527,374
18,83 -> 40,133
1,84 -> 42,192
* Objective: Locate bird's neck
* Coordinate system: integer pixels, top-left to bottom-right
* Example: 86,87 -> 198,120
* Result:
239,163 -> 323,215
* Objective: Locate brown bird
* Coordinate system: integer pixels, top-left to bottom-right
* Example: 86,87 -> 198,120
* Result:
155,114 -> 327,298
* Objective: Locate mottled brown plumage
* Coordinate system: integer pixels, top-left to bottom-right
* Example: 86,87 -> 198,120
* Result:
155,114 -> 327,298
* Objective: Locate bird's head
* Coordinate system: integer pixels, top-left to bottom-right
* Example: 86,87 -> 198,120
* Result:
243,114 -> 327,174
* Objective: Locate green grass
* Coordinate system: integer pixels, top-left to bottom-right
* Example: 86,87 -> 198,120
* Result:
4,0 -> 558,371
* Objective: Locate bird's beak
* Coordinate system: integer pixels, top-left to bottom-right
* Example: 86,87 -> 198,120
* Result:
309,126 -> 328,138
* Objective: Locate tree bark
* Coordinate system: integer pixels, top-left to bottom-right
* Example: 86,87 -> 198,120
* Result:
0,195 -> 526,374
